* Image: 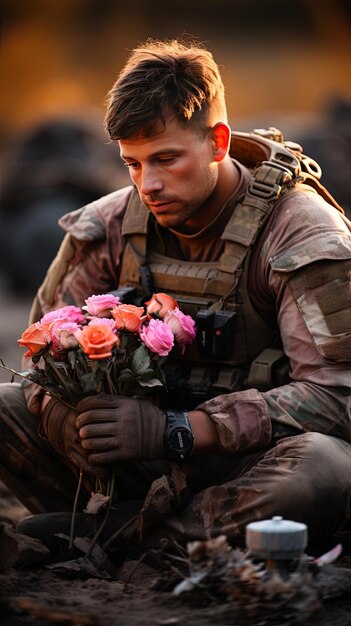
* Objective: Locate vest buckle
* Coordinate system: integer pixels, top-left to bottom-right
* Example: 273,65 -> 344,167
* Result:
247,180 -> 282,201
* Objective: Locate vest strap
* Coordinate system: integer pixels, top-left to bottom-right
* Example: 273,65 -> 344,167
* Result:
218,161 -> 293,274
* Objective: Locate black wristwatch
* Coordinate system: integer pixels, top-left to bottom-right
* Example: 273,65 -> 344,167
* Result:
164,410 -> 195,462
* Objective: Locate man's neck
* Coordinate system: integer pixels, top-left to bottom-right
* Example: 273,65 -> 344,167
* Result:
213,156 -> 241,211
177,155 -> 240,235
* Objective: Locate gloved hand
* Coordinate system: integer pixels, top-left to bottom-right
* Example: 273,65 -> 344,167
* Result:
76,394 -> 166,464
41,398 -> 107,477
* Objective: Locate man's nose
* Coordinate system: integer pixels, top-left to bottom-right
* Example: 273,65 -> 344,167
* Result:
139,167 -> 163,196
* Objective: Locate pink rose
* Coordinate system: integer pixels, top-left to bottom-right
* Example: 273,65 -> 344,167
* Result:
145,293 -> 178,319
50,321 -> 80,350
164,308 -> 196,354
88,317 -> 116,330
139,318 -> 174,356
41,305 -> 85,325
82,294 -> 121,318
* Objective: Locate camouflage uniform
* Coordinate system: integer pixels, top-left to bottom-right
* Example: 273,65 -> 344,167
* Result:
1,159 -> 351,544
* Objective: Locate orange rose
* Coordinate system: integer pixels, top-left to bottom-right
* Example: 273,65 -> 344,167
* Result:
111,304 -> 146,332
75,324 -> 119,360
145,293 -> 178,319
18,321 -> 52,356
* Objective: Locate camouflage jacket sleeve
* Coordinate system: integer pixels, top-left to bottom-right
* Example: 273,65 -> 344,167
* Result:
23,187 -> 132,415
198,186 -> 351,454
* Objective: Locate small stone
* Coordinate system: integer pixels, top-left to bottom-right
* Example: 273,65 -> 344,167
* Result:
0,522 -> 50,571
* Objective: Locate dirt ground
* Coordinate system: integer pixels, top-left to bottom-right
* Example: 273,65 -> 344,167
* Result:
1,481 -> 351,626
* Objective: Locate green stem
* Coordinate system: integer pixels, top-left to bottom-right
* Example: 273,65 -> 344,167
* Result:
54,368 -> 70,390
106,366 -> 117,395
105,369 -> 115,394
45,355 -> 73,394
69,468 -> 83,550
96,476 -> 104,494
85,469 -> 115,560
108,469 -> 116,499
0,366 -> 77,410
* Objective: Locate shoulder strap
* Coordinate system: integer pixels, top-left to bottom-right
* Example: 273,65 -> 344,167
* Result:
219,125 -> 345,275
219,160 -> 296,274
121,188 -> 149,263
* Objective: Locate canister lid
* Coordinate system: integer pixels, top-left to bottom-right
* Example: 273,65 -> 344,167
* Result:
246,516 -> 308,559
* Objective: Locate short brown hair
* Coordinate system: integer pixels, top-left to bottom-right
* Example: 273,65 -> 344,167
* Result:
105,38 -> 226,140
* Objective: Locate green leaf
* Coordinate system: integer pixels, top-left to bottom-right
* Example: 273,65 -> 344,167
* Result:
131,345 -> 150,375
22,369 -> 42,383
139,368 -> 158,381
76,350 -> 89,368
120,333 -> 130,351
138,377 -> 163,388
67,350 -> 76,369
79,372 -> 98,394
117,368 -> 134,383
55,362 -> 69,375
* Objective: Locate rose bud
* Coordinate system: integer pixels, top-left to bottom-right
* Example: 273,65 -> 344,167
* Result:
145,293 -> 178,319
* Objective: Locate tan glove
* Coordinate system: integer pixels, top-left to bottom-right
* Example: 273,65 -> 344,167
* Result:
76,394 -> 166,464
42,398 -> 107,477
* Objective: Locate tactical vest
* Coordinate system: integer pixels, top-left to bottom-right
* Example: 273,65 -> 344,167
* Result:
117,128 -> 343,409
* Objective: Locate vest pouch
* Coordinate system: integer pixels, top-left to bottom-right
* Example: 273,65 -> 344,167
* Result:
247,348 -> 290,391
181,365 -> 245,408
196,309 -> 237,358
183,366 -> 213,409
166,295 -> 241,366
158,362 -> 246,410
212,367 -> 244,395
212,310 -> 237,358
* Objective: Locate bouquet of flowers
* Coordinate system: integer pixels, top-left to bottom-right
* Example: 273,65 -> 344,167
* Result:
12,291 -> 196,407
1,292 -> 196,568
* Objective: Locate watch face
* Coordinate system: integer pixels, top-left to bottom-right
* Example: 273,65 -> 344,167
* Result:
168,428 -> 193,454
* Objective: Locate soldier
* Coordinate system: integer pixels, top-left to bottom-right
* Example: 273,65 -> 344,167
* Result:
1,38 -> 351,553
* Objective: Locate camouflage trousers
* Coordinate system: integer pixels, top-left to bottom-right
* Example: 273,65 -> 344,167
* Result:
1,383 -> 351,545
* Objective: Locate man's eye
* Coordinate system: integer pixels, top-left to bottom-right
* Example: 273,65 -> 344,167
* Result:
124,162 -> 139,169
159,157 -> 175,164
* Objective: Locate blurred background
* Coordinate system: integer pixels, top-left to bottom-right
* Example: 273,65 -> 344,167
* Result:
1,0 -> 351,382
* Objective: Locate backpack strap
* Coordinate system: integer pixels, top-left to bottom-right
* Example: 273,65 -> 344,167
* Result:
230,127 -> 344,213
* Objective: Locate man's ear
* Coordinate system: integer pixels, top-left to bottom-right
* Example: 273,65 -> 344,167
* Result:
212,122 -> 231,162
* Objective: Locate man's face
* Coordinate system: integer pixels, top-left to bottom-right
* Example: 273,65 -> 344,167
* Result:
119,116 -> 219,233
